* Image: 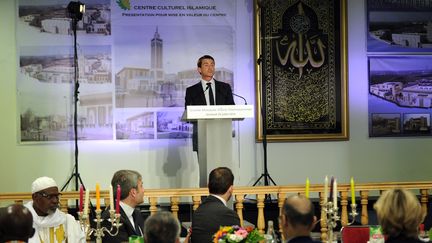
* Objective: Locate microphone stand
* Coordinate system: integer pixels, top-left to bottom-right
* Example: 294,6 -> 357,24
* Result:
62,17 -> 86,194
252,1 -> 276,201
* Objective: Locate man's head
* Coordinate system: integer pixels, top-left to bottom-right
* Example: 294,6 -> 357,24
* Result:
208,167 -> 234,200
111,170 -> 144,207
0,204 -> 35,242
31,176 -> 61,216
197,55 -> 215,81
280,195 -> 316,240
144,211 -> 181,243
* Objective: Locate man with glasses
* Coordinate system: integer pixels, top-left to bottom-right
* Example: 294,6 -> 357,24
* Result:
24,176 -> 85,243
102,170 -> 145,242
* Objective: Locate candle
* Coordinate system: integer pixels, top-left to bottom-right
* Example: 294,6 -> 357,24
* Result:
96,183 -> 100,210
109,185 -> 114,211
329,176 -> 334,203
333,179 -> 338,208
350,177 -> 355,205
305,177 -> 310,198
79,185 -> 83,212
323,176 -> 328,204
116,184 -> 121,214
83,189 -> 90,216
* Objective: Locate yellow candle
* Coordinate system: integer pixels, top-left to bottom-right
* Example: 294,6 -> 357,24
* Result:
109,185 -> 114,211
96,183 -> 100,210
350,177 -> 355,205
83,189 -> 90,216
305,177 -> 310,198
323,176 -> 328,204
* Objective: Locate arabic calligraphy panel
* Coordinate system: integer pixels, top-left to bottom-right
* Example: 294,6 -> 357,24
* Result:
255,0 -> 348,141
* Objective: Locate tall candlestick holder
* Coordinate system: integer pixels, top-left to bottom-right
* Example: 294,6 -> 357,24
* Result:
79,209 -> 122,243
324,202 -> 358,243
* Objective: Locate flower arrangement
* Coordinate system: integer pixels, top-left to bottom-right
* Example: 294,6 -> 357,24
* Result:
213,225 -> 264,243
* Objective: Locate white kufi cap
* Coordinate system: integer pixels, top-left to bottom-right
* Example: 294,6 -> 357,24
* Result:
31,176 -> 58,193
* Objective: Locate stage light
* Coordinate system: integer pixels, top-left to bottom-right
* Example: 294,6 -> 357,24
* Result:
67,1 -> 85,21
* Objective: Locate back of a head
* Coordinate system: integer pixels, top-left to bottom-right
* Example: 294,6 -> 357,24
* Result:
144,211 -> 180,243
283,195 -> 315,229
374,188 -> 424,238
208,167 -> 234,195
111,170 -> 142,200
0,204 -> 35,242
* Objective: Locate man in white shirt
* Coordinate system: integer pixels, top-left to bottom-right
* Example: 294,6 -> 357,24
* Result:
24,176 -> 85,243
102,170 -> 145,243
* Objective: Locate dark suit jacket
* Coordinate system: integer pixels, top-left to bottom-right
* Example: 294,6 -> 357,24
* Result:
386,235 -> 425,243
101,207 -> 144,243
191,195 -> 240,243
287,236 -> 321,243
184,80 -> 235,151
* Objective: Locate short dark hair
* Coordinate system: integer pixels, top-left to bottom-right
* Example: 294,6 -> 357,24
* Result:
283,196 -> 315,228
111,170 -> 142,200
0,204 -> 35,242
208,167 -> 234,195
144,211 -> 180,243
197,55 -> 215,67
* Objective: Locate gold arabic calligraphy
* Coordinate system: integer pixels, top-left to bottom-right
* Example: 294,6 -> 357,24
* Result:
275,2 -> 326,78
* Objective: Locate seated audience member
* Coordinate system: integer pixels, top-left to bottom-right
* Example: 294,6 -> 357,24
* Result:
144,211 -> 181,243
191,167 -> 240,243
374,188 -> 426,243
279,195 -> 320,243
102,170 -> 145,242
0,204 -> 35,242
24,176 -> 85,243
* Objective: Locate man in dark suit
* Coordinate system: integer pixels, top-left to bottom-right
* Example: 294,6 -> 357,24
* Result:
102,170 -> 145,243
280,195 -> 320,243
191,167 -> 240,243
184,55 -> 235,152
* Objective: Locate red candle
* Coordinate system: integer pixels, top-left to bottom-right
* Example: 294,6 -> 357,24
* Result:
116,184 -> 121,214
79,185 -> 83,212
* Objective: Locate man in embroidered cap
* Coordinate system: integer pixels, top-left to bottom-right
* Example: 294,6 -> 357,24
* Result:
24,176 -> 86,243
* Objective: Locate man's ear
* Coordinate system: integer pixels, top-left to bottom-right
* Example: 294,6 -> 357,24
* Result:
228,185 -> 234,194
309,216 -> 318,230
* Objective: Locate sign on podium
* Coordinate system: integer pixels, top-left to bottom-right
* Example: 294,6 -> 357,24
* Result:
183,105 -> 253,187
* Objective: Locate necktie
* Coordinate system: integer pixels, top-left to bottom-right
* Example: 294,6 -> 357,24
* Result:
132,209 -> 142,236
207,82 -> 215,105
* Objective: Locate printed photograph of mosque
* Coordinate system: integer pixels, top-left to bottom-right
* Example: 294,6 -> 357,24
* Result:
18,45 -> 113,142
18,0 -> 111,36
370,113 -> 401,137
369,56 -> 432,109
367,4 -> 432,52
403,113 -> 431,135
113,25 -> 234,109
115,110 -> 155,140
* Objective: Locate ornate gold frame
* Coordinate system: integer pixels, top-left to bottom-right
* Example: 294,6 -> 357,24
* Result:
254,0 -> 349,141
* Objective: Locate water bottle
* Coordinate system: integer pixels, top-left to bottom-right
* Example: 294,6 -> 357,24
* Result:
265,220 -> 278,243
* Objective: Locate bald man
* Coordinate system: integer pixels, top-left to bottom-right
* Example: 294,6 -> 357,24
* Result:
279,195 -> 320,243
0,204 -> 35,242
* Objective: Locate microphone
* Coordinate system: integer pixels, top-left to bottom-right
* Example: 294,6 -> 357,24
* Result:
232,93 -> 247,105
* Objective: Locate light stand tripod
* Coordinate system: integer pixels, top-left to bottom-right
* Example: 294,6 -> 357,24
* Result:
62,1 -> 86,193
252,1 -> 276,192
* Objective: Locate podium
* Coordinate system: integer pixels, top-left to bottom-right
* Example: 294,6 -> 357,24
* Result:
184,105 -> 254,187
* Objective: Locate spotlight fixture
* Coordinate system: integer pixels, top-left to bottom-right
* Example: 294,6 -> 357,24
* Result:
67,1 -> 85,21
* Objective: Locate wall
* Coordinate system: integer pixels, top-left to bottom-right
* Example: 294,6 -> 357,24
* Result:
0,0 -> 431,194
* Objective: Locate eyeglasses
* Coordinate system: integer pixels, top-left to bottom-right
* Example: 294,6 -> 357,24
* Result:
38,192 -> 62,200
